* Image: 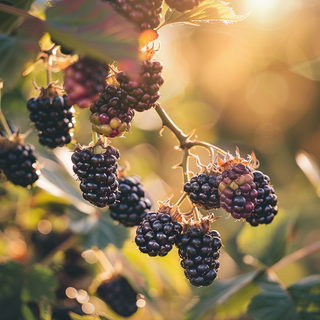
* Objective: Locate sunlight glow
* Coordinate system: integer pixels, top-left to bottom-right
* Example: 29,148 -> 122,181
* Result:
250,0 -> 277,11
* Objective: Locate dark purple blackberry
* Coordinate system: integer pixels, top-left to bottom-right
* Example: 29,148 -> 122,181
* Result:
109,175 -> 152,227
246,171 -> 278,226
165,0 -> 201,12
135,203 -> 183,257
27,85 -> 75,148
117,59 -> 164,112
97,276 -> 138,317
184,173 -> 220,210
0,132 -> 40,187
64,57 -> 109,109
176,226 -> 221,287
217,163 -> 258,220
106,0 -> 162,32
71,144 -> 120,207
90,84 -> 135,138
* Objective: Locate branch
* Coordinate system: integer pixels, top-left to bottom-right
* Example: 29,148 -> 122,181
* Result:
0,3 -> 41,20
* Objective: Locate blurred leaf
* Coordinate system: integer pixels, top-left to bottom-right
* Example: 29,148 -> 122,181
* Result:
39,301 -> 51,320
68,208 -> 129,250
184,271 -> 260,320
0,261 -> 24,320
0,18 -> 44,87
0,0 -> 34,33
23,264 -> 58,304
161,0 -> 248,28
288,275 -> 320,319
290,57 -> 320,81
237,211 -> 292,267
21,303 -> 37,320
69,313 -> 111,320
45,0 -> 139,63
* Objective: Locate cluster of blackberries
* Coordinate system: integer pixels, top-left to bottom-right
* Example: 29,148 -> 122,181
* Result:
72,145 -> 120,207
176,226 -> 221,287
117,59 -> 164,112
97,276 -> 138,317
0,138 -> 40,187
90,85 -> 135,138
27,90 -> 75,149
165,0 -> 202,12
64,57 -> 109,109
109,175 -> 152,227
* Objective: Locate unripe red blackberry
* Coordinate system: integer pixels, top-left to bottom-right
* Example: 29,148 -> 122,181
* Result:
27,84 -> 75,148
165,0 -> 201,12
64,57 -> 109,109
135,202 -> 183,257
246,171 -> 278,226
176,220 -> 221,287
217,163 -> 258,219
90,85 -> 135,138
71,144 -> 120,207
0,132 -> 40,187
97,276 -> 138,317
109,175 -> 152,227
106,0 -> 162,32
184,173 -> 220,210
117,59 -> 164,112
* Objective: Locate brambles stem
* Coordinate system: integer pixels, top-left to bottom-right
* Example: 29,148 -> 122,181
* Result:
93,247 -> 116,277
175,192 -> 188,207
0,82 -> 12,137
193,205 -> 201,221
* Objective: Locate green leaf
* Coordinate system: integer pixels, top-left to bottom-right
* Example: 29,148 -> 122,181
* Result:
248,272 -> 302,320
23,264 -> 58,304
21,303 -> 37,320
45,0 -> 139,63
161,0 -> 248,29
0,261 -> 24,320
290,57 -> 320,81
288,275 -> 320,319
184,271 -> 260,320
39,301 -> 51,320
237,211 -> 292,267
69,313 -> 109,320
0,18 -> 44,87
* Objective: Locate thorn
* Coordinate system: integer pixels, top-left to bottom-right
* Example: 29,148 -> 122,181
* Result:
187,129 -> 196,139
159,126 -> 165,137
172,163 -> 182,169
188,153 -> 197,159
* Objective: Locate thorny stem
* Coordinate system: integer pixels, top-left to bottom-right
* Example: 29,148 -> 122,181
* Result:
193,205 -> 201,222
175,192 -> 188,207
47,68 -> 52,85
0,82 -> 12,137
93,247 -> 116,278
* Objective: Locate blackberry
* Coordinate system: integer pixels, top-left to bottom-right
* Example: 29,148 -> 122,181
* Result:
97,276 -> 138,317
64,57 -> 109,109
165,0 -> 201,12
71,144 -> 120,207
184,173 -> 220,210
176,221 -> 221,287
89,85 -> 135,138
27,84 -> 75,148
246,171 -> 278,226
109,175 -> 152,227
0,132 -> 40,187
217,163 -> 258,220
106,0 -> 162,32
117,59 -> 164,112
135,202 -> 183,257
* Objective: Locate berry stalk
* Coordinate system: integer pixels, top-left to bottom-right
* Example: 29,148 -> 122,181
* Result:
0,82 -> 12,137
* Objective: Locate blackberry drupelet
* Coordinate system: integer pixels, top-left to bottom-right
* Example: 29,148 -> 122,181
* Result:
217,163 -> 258,220
97,276 -> 138,317
135,202 -> 183,257
0,132 -> 40,187
176,222 -> 221,287
90,84 -> 135,138
165,0 -> 201,12
64,57 -> 109,109
246,171 -> 278,226
117,59 -> 164,112
27,84 -> 75,148
110,175 -> 152,227
184,173 -> 220,210
72,144 -> 120,207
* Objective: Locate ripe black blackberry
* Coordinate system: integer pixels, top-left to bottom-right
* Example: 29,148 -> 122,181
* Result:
64,57 -> 109,109
117,59 -> 164,112
90,84 -> 135,138
165,0 -> 201,12
176,219 -> 221,287
109,175 -> 152,227
135,201 -> 183,257
97,276 -> 138,317
27,83 -> 75,148
246,171 -> 278,226
0,131 -> 40,187
71,143 -> 120,207
184,173 -> 220,210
